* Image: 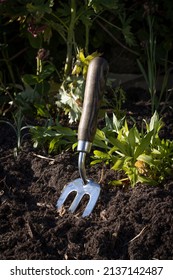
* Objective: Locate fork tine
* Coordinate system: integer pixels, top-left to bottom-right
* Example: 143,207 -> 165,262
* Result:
82,188 -> 100,217
69,192 -> 84,213
56,184 -> 75,209
56,178 -> 84,210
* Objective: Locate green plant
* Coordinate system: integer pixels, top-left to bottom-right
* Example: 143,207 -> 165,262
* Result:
56,75 -> 84,124
91,111 -> 173,186
19,53 -> 58,118
137,15 -> 157,114
30,118 -> 77,154
57,50 -> 102,123
137,12 -> 173,114
106,78 -> 126,118
0,109 -> 33,156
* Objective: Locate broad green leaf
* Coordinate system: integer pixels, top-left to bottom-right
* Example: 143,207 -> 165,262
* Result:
128,127 -> 136,151
22,74 -> 39,85
90,159 -> 103,165
112,113 -> 124,132
122,24 -> 136,47
134,130 -> 154,159
105,113 -> 113,130
149,111 -> 163,142
137,154 -> 153,165
111,158 -> 124,170
95,129 -> 106,141
124,119 -> 129,134
43,26 -> 52,43
28,32 -> 42,49
109,180 -> 123,186
149,111 -> 159,131
93,150 -> 110,160
72,142 -> 78,150
124,166 -> 139,186
54,125 -> 76,136
138,175 -> 157,185
151,148 -> 161,155
49,138 -> 59,152
133,125 -> 141,142
39,64 -> 56,80
109,146 -> 118,155
85,51 -> 101,62
78,50 -> 86,62
109,137 -> 129,156
93,139 -> 108,149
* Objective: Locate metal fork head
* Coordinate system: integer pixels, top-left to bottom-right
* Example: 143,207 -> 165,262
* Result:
56,178 -> 100,217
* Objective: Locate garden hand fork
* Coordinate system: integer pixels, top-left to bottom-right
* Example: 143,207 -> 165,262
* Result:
56,57 -> 109,217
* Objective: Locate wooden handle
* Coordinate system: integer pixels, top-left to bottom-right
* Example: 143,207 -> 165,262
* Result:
78,57 -> 109,143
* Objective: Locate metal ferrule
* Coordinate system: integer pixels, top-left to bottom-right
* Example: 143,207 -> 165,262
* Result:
78,152 -> 88,185
77,140 -> 92,153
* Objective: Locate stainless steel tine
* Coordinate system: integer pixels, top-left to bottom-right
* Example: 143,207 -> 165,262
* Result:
56,178 -> 83,210
82,183 -> 101,217
68,185 -> 85,213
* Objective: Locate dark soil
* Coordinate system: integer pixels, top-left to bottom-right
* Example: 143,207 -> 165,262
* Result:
1,100 -> 173,260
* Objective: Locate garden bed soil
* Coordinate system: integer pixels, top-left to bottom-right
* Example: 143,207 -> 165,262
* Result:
1,100 -> 173,260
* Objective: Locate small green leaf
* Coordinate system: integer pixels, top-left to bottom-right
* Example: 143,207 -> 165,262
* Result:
109,137 -> 128,156
78,49 -> 86,62
54,125 -> 76,136
93,150 -> 110,160
28,32 -> 42,49
22,74 -> 39,85
95,128 -> 106,140
49,138 -> 59,152
90,159 -> 103,165
134,130 -> 154,159
137,154 -> 153,165
105,113 -> 113,130
111,158 -> 124,170
109,180 -> 123,186
72,142 -> 78,150
39,64 -> 55,80
93,129 -> 108,149
128,127 -> 136,151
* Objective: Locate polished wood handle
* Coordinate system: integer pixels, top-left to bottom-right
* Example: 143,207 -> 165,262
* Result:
78,57 -> 109,143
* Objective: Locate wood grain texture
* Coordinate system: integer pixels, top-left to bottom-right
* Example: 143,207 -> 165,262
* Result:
78,57 -> 109,143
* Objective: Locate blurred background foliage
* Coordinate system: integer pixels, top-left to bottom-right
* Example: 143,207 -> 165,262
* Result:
1,0 -> 173,134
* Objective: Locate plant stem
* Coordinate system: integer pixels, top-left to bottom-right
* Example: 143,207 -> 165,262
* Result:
36,56 -> 42,75
147,15 -> 157,113
64,0 -> 76,77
